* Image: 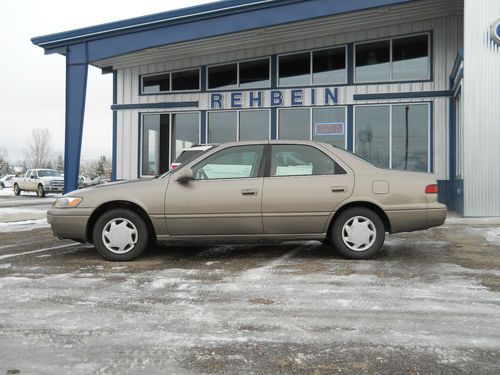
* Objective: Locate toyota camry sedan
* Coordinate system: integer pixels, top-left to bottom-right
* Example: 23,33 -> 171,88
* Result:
47,141 -> 446,261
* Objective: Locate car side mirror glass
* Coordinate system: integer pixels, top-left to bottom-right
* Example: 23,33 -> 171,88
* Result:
176,168 -> 194,183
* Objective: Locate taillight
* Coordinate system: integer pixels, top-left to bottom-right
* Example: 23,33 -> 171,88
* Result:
425,184 -> 438,194
170,164 -> 177,170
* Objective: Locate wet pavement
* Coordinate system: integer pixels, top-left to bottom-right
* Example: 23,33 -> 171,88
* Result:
0,214 -> 499,374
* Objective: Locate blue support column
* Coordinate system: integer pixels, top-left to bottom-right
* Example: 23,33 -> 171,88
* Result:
64,43 -> 88,193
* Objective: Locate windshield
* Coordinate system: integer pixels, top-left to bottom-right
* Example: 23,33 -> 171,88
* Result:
158,146 -> 217,178
38,170 -> 62,177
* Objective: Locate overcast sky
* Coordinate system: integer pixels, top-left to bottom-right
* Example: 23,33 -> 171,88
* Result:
0,0 -> 214,164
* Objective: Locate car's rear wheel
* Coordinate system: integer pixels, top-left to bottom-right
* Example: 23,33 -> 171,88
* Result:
37,184 -> 45,198
13,184 -> 21,196
92,209 -> 149,261
331,207 -> 385,259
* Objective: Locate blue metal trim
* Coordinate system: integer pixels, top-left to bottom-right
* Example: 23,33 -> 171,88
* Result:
353,90 -> 452,101
429,101 -> 433,173
137,113 -> 142,178
111,70 -> 117,181
200,65 -> 207,92
346,43 -> 354,86
64,43 -> 88,193
111,102 -> 198,110
347,105 -> 353,151
450,48 -> 464,82
200,110 -> 207,144
270,107 -> 277,139
33,0 -> 414,62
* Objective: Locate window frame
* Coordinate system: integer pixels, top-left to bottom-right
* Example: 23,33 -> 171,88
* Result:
277,45 -> 348,87
139,111 -> 201,177
206,109 -> 271,143
140,67 -> 202,95
206,57 -> 272,91
353,102 -> 431,172
265,144 -> 346,178
277,106 -> 348,149
353,32 -> 431,84
191,144 -> 266,181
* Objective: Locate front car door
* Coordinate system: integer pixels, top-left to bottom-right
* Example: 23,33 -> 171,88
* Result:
165,144 -> 265,236
262,143 -> 354,234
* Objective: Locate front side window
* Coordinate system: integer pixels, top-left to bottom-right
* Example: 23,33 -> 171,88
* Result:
270,145 -> 340,177
192,145 -> 264,180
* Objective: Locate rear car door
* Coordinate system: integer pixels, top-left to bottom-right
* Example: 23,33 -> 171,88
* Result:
165,144 -> 265,236
262,144 -> 354,234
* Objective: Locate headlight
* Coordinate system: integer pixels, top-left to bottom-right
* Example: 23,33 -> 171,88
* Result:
54,197 -> 83,208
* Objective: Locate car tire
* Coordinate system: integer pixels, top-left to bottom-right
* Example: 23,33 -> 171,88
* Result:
37,184 -> 46,198
331,207 -> 385,260
92,209 -> 149,261
13,184 -> 21,196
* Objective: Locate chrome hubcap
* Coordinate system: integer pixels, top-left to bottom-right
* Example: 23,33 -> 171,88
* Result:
102,218 -> 138,254
341,216 -> 376,251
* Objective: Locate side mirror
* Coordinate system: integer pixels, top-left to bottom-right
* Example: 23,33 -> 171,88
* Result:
176,168 -> 194,183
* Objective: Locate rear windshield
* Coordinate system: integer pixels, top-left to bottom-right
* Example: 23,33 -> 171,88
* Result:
175,150 -> 203,164
38,170 -> 61,177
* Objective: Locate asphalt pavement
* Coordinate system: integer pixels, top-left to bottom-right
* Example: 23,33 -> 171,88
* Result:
0,198 -> 499,374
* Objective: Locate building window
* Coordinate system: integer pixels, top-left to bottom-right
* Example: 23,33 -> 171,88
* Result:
355,33 -> 430,83
278,107 -> 347,148
354,103 -> 430,172
279,47 -> 347,86
208,110 -> 270,143
141,69 -> 200,94
207,59 -> 270,90
141,112 -> 200,175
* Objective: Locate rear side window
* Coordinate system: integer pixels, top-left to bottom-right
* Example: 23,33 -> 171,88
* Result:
270,145 -> 346,177
175,150 -> 202,164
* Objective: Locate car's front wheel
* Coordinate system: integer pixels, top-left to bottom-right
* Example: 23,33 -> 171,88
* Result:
37,184 -> 45,198
92,209 -> 150,261
13,184 -> 21,196
331,207 -> 385,259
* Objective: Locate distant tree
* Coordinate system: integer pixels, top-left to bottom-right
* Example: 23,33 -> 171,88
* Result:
54,154 -> 64,173
25,128 -> 52,168
0,146 -> 10,176
95,155 -> 112,179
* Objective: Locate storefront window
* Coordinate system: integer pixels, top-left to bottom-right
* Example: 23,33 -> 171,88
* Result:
208,63 -> 238,90
312,107 -> 346,148
392,35 -> 429,80
239,110 -> 269,141
278,108 -> 310,140
239,59 -> 270,88
171,69 -> 200,91
355,41 -> 391,82
171,113 -> 200,161
355,106 -> 390,168
278,53 -> 310,86
391,104 -> 429,172
142,114 -> 170,175
142,73 -> 170,93
208,111 -> 238,143
312,47 -> 346,84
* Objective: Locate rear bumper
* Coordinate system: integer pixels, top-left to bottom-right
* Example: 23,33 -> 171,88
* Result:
386,204 -> 447,233
47,208 -> 92,242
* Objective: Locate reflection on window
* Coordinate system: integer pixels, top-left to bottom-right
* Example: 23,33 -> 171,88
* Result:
355,106 -> 390,168
392,35 -> 429,80
208,111 -> 238,143
239,59 -> 270,88
208,64 -> 238,89
313,48 -> 346,84
355,41 -> 390,82
193,145 -> 264,180
278,53 -> 310,86
171,113 -> 199,161
142,73 -> 170,93
279,108 -> 310,140
271,145 -> 339,176
142,114 -> 169,175
171,69 -> 199,91
312,107 -> 346,148
391,104 -> 428,172
239,110 -> 269,141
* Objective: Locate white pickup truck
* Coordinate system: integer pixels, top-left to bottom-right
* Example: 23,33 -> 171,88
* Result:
12,169 -> 64,197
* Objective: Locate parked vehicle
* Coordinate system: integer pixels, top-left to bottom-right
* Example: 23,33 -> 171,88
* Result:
0,174 -> 15,189
12,169 -> 64,197
170,144 -> 215,170
47,140 -> 447,261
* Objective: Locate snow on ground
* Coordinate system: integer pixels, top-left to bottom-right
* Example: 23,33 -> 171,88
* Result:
468,227 -> 500,247
0,218 -> 49,233
0,187 -> 14,196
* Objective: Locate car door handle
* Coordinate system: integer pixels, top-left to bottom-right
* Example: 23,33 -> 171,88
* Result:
331,186 -> 348,193
241,189 -> 258,196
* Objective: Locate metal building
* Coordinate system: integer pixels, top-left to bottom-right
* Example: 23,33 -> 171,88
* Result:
31,0 -> 500,216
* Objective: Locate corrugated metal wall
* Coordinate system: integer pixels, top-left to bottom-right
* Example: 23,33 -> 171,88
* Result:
114,10 -> 463,180
463,0 -> 500,216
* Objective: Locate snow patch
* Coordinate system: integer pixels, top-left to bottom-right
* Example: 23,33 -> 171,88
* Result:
0,218 -> 49,232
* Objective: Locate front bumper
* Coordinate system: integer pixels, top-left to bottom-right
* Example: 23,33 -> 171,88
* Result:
47,208 -> 93,242
45,186 -> 64,193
